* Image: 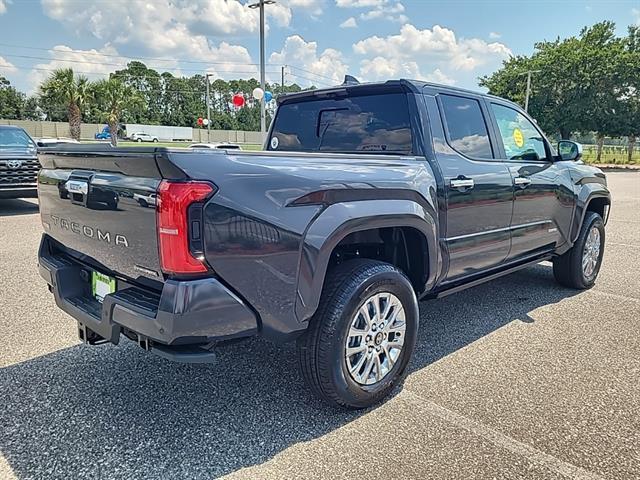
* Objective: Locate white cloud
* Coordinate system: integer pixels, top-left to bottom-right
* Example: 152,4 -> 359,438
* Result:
336,0 -> 385,6
269,35 -> 348,87
286,0 -> 323,16
336,0 -> 406,22
27,45 -> 122,93
0,56 -> 17,73
633,8 -> 640,25
424,68 -> 456,85
26,41 -> 258,94
340,17 -> 358,28
41,0 -> 293,46
359,1 -> 407,23
0,0 -> 6,14
489,31 -> 501,39
353,23 -> 511,83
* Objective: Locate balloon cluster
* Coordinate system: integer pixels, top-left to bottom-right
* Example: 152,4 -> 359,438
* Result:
252,87 -> 273,103
231,88 -> 274,109
197,117 -> 210,126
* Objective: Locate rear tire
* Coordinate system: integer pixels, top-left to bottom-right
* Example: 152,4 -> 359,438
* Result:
297,259 -> 418,409
553,211 -> 605,289
137,138 -> 142,143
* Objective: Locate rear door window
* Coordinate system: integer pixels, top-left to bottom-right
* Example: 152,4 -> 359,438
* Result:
439,94 -> 493,159
269,92 -> 413,154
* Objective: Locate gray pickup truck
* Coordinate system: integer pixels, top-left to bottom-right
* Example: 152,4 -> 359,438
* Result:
37,79 -> 610,408
0,125 -> 40,199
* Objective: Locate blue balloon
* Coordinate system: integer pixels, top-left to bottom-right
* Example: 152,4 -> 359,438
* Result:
264,91 -> 273,103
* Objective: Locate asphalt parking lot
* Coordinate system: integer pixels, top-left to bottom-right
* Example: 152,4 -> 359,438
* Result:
0,171 -> 638,480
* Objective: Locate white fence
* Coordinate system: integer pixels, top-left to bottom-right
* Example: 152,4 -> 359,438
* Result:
0,119 -> 264,145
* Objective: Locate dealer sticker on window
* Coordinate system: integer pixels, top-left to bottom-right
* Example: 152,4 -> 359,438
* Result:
92,271 -> 116,302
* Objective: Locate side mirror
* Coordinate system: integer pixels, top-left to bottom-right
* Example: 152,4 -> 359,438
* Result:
557,140 -> 582,161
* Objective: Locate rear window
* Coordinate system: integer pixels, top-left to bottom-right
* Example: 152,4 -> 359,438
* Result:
439,94 -> 493,159
268,92 -> 413,155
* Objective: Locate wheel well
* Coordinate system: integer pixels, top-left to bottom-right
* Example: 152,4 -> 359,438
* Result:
586,197 -> 610,220
329,226 -> 428,294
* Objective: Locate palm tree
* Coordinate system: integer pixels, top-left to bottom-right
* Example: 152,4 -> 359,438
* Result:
40,68 -> 91,141
93,78 -> 143,146
94,77 -> 143,147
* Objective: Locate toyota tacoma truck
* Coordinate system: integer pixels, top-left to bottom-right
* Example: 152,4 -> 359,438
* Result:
0,125 -> 40,199
37,79 -> 610,409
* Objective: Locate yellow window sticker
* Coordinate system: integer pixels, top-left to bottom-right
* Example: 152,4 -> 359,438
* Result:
513,128 -> 524,148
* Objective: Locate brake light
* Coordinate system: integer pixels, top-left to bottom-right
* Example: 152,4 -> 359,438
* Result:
157,180 -> 215,275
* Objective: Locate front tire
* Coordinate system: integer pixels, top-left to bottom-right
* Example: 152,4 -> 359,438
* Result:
298,259 -> 418,409
136,138 -> 142,143
553,211 -> 605,289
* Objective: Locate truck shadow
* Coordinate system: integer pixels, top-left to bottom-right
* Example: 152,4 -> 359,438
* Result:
0,263 -> 579,479
0,199 -> 39,217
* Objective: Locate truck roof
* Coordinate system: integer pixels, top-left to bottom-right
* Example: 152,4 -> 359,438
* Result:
278,78 -> 522,110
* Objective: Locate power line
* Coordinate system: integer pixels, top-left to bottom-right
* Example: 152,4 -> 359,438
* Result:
0,42 -> 338,86
0,53 -> 268,75
286,72 -> 334,87
0,63 -> 281,78
0,42 -> 280,67
287,65 -> 336,83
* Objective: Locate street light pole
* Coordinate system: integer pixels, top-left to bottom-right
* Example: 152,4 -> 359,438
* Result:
248,0 -> 275,141
205,73 -> 212,142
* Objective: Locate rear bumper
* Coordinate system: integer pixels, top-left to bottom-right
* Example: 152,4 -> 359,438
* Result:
0,186 -> 38,199
38,234 -> 258,357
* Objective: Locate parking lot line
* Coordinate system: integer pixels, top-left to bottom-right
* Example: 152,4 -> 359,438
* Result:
400,390 -> 604,480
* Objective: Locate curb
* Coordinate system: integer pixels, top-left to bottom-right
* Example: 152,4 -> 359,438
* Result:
590,164 -> 640,171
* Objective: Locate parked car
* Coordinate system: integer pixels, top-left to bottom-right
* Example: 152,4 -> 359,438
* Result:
37,79 -> 611,409
133,192 -> 157,208
0,125 -> 40,199
188,142 -> 242,150
95,126 -> 111,140
35,137 -> 80,147
130,132 -> 159,143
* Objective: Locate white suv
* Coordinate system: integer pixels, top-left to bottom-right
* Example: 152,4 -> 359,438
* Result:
130,132 -> 159,143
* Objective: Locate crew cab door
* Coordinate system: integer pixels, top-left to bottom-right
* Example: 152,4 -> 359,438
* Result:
424,90 -> 514,281
486,101 -> 574,260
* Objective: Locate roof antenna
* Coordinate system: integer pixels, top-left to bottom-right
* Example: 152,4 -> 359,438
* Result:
342,75 -> 360,85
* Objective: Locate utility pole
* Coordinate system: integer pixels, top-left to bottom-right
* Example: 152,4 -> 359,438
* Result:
520,70 -> 541,113
248,0 -> 275,141
205,73 -> 213,142
281,65 -> 285,95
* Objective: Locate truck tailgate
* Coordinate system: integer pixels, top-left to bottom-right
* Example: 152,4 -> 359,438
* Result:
37,146 -> 184,282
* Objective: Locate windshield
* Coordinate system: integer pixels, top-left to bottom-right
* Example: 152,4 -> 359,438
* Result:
0,128 -> 35,148
268,91 -> 413,155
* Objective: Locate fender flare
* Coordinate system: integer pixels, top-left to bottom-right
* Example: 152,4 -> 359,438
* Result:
570,184 -> 611,243
294,199 -> 438,323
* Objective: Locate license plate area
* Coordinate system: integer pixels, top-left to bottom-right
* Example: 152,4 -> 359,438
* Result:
92,271 -> 116,302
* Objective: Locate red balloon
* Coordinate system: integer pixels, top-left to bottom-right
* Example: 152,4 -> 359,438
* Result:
232,94 -> 245,107
197,117 -> 203,125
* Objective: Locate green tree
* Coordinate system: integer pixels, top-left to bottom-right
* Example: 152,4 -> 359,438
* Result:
93,78 -> 143,146
40,68 -> 91,140
619,25 -> 640,163
111,61 -> 163,124
480,20 -> 630,155
0,76 -> 25,119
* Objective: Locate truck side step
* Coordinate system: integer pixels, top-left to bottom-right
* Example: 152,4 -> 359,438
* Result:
150,344 -> 217,364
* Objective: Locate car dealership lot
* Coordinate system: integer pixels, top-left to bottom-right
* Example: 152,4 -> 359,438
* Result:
0,172 -> 638,480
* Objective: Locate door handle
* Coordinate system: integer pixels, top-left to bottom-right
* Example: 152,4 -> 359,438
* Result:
450,178 -> 474,189
514,176 -> 532,187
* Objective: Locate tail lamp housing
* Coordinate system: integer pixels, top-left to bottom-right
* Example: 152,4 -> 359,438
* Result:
157,180 -> 215,275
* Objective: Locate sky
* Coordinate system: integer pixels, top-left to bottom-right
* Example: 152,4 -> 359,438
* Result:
0,0 -> 638,94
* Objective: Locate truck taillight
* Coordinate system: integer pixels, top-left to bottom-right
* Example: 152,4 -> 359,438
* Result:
157,180 -> 215,275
